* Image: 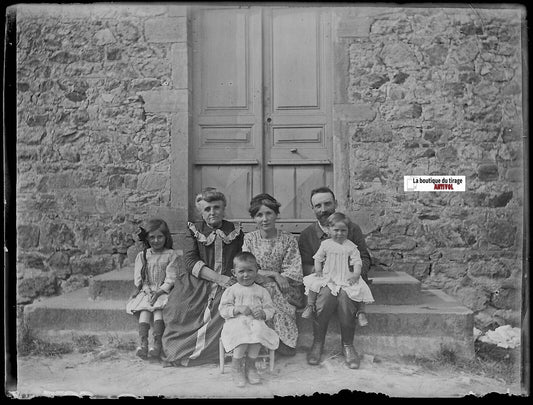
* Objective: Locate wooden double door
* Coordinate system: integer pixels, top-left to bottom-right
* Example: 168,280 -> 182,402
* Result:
191,6 -> 333,222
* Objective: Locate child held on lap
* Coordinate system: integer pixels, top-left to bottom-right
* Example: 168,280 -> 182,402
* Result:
302,212 -> 374,326
219,252 -> 279,388
126,218 -> 178,360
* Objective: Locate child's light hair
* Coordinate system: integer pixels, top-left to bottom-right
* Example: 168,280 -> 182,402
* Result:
233,251 -> 258,268
327,212 -> 351,228
145,218 -> 173,249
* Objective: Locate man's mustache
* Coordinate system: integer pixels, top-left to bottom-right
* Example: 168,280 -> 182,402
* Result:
318,210 -> 334,218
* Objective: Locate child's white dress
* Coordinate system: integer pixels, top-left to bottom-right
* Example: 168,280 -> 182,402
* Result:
219,283 -> 280,352
304,239 -> 374,303
126,248 -> 179,314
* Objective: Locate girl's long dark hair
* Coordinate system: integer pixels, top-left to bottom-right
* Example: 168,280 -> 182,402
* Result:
137,218 -> 173,284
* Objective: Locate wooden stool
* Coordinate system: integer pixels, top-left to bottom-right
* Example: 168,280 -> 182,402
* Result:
219,338 -> 275,373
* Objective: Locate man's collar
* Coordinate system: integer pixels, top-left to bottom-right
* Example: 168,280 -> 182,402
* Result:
315,221 -> 329,238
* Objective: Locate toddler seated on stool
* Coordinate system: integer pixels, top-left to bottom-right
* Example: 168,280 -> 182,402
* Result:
219,252 -> 279,388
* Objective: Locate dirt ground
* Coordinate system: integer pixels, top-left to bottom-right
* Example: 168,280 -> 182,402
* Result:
11,347 -> 524,399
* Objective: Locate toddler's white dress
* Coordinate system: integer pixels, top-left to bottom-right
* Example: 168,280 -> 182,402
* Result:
219,283 -> 280,352
303,239 -> 374,303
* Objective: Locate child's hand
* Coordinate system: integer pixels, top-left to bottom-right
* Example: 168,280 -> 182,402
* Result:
142,286 -> 152,295
235,305 -> 252,316
251,306 -> 266,320
347,274 -> 360,285
149,290 -> 164,305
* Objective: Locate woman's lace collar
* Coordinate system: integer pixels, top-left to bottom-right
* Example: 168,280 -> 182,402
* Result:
187,221 -> 241,246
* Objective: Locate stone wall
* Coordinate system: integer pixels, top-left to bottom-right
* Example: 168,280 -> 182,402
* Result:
15,4 -> 525,331
332,6 -> 525,329
16,4 -> 191,304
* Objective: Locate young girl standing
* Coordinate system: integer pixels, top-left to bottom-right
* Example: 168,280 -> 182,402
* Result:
302,212 -> 374,326
126,218 -> 179,360
219,252 -> 279,388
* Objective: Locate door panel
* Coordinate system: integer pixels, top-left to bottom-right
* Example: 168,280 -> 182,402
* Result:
270,125 -> 329,161
272,9 -> 320,109
272,165 -> 327,219
203,12 -> 248,109
271,166 -> 295,218
197,165 -> 259,220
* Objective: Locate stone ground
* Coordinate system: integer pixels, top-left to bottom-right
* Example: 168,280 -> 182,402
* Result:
11,348 -> 524,399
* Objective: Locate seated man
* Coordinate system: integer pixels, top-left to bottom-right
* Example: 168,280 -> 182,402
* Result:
298,187 -> 371,369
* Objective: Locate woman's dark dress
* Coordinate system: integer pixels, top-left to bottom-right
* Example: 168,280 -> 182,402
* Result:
161,220 -> 243,366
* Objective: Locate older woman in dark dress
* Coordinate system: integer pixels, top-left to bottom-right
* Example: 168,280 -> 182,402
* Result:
161,189 -> 243,366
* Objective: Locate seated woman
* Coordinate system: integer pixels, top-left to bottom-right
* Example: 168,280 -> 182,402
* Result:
242,193 -> 304,356
161,188 -> 243,366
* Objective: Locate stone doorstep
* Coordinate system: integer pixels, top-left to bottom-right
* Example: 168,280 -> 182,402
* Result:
88,267 -> 134,301
24,288 -> 472,359
88,269 -> 422,305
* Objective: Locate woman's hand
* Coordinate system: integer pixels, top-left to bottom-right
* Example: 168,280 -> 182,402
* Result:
149,289 -> 165,305
255,274 -> 268,285
218,275 -> 236,289
275,273 -> 290,293
235,305 -> 252,316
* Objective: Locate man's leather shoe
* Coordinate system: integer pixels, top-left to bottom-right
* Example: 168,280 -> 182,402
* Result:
342,344 -> 360,369
307,341 -> 323,365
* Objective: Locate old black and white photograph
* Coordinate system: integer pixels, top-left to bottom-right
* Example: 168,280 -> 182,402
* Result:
4,2 -> 529,399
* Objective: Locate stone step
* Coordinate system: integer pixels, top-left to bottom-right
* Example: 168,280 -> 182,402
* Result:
297,289 -> 474,359
25,288 -> 138,332
88,267 -> 135,301
368,270 -> 421,304
24,288 -> 473,359
88,268 -> 422,305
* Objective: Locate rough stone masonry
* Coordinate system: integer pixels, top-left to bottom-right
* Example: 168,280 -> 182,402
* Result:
14,5 -> 525,333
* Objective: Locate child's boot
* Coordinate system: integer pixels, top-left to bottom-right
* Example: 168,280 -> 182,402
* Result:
231,357 -> 246,388
149,320 -> 165,358
301,304 -> 315,319
245,357 -> 261,384
136,322 -> 150,359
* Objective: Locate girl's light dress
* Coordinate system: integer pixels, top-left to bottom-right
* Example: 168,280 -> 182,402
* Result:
304,239 -> 374,303
219,283 -> 280,352
126,248 -> 179,314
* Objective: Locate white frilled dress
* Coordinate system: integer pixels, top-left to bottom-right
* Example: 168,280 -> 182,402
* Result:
126,248 -> 179,314
219,283 -> 280,352
304,239 -> 374,303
